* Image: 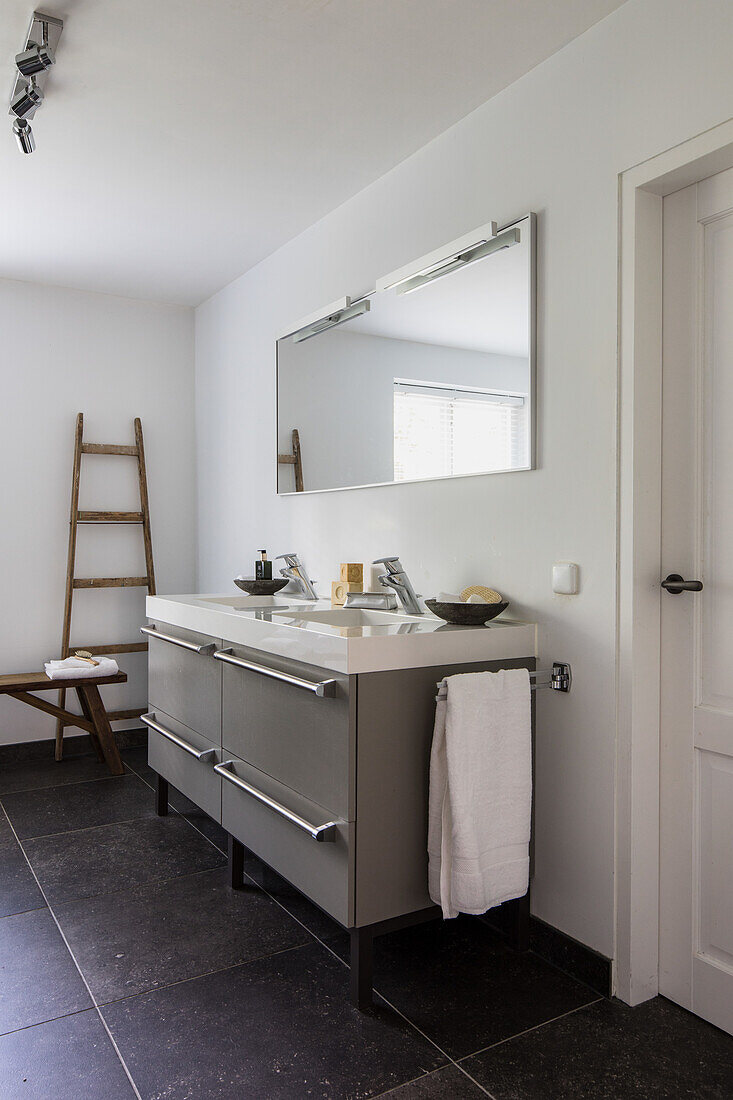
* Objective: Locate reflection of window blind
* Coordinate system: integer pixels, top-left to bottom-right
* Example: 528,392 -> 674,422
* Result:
393,380 -> 527,481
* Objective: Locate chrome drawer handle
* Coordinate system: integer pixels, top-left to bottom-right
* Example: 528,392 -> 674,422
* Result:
212,649 -> 337,698
142,713 -> 216,762
141,624 -> 216,655
215,760 -> 338,842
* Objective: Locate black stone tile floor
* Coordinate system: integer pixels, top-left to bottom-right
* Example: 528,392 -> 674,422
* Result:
1,741 -> 732,1099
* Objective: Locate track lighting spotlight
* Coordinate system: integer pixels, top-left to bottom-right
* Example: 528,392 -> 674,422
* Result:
8,12 -> 63,154
13,117 -> 35,154
16,38 -> 55,77
10,79 -> 43,119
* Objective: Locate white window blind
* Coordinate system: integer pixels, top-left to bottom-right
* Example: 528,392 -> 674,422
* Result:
393,380 -> 527,481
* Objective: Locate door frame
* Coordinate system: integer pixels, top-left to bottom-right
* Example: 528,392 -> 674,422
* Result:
616,116 -> 733,1005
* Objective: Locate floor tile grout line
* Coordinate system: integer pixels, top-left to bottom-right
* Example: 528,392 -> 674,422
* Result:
3,811 -> 162,845
25,861 -> 230,913
0,804 -> 143,1100
0,766 -> 136,799
457,995 -> 606,1064
368,1063 -> 498,1100
17,807 -> 204,845
94,937 -> 318,1012
0,902 -> 48,921
0,1003 -> 101,1041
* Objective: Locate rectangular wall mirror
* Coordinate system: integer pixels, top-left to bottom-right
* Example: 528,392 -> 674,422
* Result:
277,213 -> 535,494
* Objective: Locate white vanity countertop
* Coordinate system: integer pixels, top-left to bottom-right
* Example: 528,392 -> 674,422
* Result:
146,593 -> 537,675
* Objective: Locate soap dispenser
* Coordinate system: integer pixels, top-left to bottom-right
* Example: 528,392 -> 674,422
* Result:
255,550 -> 272,580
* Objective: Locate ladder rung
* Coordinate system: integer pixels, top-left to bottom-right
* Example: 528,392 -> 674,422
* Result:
278,454 -> 296,464
81,444 -> 139,456
71,642 -> 148,655
107,707 -> 146,721
77,511 -> 144,523
73,577 -> 149,589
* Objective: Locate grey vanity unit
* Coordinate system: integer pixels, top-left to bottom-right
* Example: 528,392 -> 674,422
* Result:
141,597 -> 537,1007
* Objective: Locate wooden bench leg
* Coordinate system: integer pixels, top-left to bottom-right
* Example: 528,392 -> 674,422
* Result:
156,773 -> 169,816
350,925 -> 374,1009
76,683 -> 124,775
228,835 -> 245,889
75,686 -> 105,763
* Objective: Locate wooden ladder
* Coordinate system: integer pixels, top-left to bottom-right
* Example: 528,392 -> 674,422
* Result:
278,427 -> 304,492
55,413 -> 156,761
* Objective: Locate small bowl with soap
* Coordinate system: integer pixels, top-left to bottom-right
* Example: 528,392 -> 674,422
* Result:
426,585 -> 508,625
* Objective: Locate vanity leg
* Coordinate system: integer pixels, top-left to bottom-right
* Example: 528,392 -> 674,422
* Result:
350,926 -> 374,1009
155,774 -> 169,816
511,890 -> 531,952
228,835 -> 245,890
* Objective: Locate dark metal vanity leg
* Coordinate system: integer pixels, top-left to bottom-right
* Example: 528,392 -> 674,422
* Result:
228,835 -> 245,890
155,774 -> 169,816
511,890 -> 531,952
350,926 -> 374,1009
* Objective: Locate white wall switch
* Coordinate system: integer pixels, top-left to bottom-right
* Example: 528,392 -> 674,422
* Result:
553,562 -> 579,595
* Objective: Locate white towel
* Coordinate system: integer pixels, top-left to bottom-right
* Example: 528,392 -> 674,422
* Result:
428,668 -> 531,919
44,657 -> 119,680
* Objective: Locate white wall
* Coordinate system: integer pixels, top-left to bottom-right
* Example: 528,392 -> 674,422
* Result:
278,328 -> 528,491
0,278 -> 195,744
195,0 -> 733,959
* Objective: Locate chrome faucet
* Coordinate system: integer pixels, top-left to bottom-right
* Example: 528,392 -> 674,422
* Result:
276,553 -> 318,600
372,557 -> 423,615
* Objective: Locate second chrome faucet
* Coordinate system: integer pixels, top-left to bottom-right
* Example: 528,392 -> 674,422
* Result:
277,553 -> 318,600
372,557 -> 423,615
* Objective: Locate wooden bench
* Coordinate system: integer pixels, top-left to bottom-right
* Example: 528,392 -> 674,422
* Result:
0,670 -> 128,776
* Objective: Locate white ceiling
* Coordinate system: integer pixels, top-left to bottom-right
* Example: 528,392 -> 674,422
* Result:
0,1 -> 627,306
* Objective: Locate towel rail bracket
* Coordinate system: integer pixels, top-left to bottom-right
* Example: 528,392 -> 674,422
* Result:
536,662 -> 572,693
436,661 -> 571,696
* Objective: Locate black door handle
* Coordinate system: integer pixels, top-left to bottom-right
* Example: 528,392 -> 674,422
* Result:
661,573 -> 703,595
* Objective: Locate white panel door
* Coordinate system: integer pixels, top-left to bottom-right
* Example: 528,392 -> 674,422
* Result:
660,166 -> 733,1034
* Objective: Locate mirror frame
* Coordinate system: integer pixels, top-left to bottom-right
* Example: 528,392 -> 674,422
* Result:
276,212 -> 536,495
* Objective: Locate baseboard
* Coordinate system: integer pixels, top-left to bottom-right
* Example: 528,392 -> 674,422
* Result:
0,727 -> 147,765
483,906 -> 612,997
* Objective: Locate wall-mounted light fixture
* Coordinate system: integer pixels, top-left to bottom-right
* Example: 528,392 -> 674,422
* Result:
385,225 -> 521,296
289,297 -> 371,344
9,11 -> 63,154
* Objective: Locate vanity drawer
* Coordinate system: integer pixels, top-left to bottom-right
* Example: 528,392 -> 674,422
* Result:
219,753 -> 353,926
145,709 -> 221,822
145,620 -> 222,743
218,644 -> 353,819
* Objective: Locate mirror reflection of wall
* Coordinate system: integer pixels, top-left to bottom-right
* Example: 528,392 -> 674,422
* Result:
277,214 -> 534,493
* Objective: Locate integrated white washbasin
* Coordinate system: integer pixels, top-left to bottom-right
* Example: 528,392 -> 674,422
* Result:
147,592 -> 537,674
271,608 -> 425,628
195,595 -> 301,611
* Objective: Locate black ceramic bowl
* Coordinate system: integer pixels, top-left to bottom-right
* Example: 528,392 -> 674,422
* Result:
234,577 -> 289,596
425,598 -> 509,625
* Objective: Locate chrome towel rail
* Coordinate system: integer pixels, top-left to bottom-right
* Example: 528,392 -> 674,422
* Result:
437,662 -> 571,696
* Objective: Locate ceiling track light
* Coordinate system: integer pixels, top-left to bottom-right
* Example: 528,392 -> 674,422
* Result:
8,11 -> 63,153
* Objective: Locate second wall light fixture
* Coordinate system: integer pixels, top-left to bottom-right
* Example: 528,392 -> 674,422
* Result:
9,10 -> 63,154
